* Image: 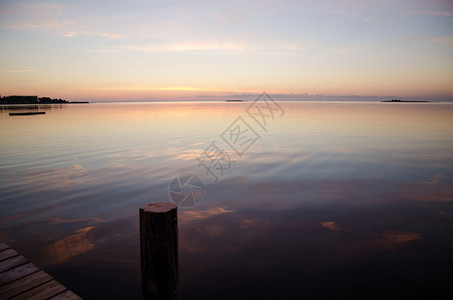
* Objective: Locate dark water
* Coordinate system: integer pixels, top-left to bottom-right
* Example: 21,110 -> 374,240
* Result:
1,101 -> 452,299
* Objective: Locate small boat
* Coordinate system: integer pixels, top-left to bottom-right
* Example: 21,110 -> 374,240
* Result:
9,112 -> 46,116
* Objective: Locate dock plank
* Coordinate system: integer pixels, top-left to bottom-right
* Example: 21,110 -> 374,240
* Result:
10,279 -> 67,300
0,242 -> 82,299
0,262 -> 39,285
0,255 -> 28,273
0,248 -> 19,262
0,242 -> 9,252
0,271 -> 53,299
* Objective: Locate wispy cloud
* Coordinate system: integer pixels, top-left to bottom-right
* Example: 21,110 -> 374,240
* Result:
90,49 -> 122,54
3,21 -> 121,40
0,2 -> 72,30
0,3 -> 66,17
405,9 -> 453,18
432,35 -> 453,44
124,42 -> 249,53
123,41 -> 307,55
432,11 -> 453,17
362,14 -> 382,23
0,2 -> 121,40
1,20 -> 75,31
325,45 -> 363,55
420,10 -> 453,17
77,85 -> 261,93
63,31 -> 122,39
0,69 -> 37,73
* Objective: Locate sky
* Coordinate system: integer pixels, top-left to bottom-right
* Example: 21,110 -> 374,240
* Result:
0,0 -> 452,101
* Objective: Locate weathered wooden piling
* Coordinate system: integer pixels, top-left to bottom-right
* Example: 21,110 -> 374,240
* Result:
139,203 -> 179,300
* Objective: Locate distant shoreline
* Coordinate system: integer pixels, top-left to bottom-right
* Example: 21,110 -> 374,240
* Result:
381,99 -> 430,103
0,95 -> 89,105
0,102 -> 89,104
3,99 -> 450,104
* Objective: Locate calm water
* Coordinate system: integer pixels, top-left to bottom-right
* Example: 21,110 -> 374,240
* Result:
1,101 -> 453,299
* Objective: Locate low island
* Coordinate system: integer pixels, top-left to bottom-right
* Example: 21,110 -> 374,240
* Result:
381,99 -> 430,103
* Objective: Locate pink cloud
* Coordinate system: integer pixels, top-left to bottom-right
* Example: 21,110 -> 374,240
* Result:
432,35 -> 453,44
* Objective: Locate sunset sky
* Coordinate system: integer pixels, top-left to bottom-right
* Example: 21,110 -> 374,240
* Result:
1,0 -> 452,101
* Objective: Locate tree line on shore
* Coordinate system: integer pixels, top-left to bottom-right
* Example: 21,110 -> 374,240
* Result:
0,95 -> 69,104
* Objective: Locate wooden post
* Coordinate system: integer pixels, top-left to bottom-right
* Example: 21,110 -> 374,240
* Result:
140,203 -> 179,300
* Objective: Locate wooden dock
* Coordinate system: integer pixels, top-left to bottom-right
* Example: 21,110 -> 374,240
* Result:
0,241 -> 82,299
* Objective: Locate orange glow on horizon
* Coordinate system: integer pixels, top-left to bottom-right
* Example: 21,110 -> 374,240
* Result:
75,85 -> 265,93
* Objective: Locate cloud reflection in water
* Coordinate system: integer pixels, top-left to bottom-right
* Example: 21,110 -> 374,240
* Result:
0,102 -> 452,299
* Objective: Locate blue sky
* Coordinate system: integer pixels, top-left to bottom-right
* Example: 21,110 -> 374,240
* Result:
0,0 -> 452,101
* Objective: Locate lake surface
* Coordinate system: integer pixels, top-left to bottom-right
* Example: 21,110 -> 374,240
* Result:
1,101 -> 453,299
